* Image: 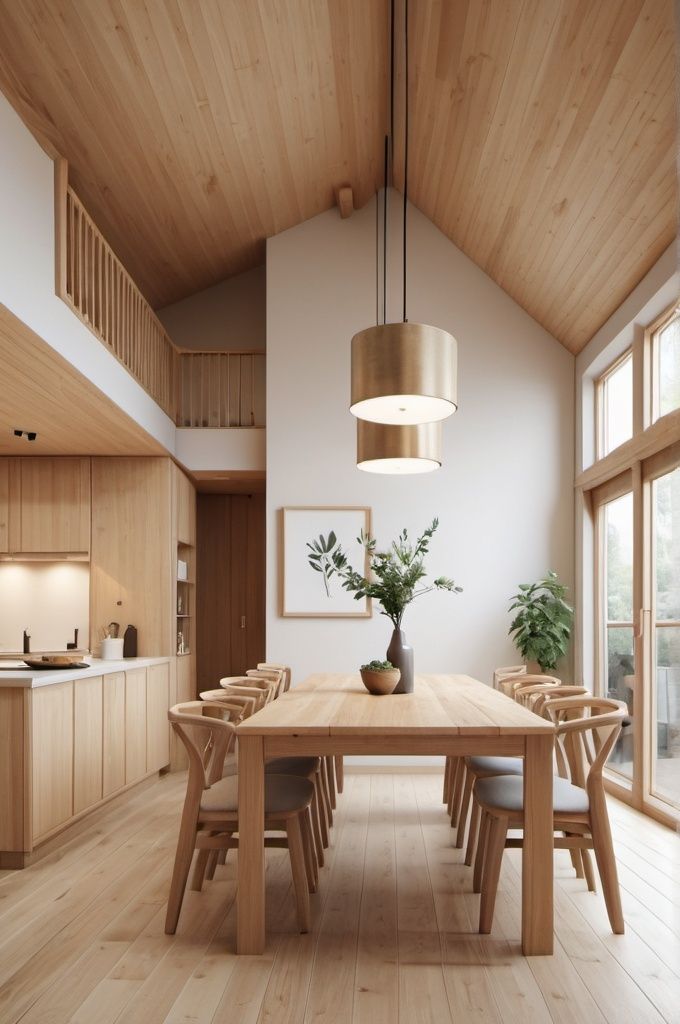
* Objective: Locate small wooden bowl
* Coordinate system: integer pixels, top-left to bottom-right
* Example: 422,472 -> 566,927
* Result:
360,668 -> 400,695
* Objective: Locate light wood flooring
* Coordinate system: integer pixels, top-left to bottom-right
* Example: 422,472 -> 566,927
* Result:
0,770 -> 679,1024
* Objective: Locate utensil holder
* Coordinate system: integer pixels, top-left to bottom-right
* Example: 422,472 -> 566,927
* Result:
100,638 -> 124,660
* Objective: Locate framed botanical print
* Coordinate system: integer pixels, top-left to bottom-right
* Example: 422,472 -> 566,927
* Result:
279,506 -> 372,617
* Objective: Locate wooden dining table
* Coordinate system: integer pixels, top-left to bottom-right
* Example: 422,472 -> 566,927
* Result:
235,673 -> 555,956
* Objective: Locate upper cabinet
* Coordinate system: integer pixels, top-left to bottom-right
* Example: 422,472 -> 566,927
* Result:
0,457 -> 90,555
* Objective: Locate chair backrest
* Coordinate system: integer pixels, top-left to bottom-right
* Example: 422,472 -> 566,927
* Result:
258,663 -> 293,693
247,668 -> 284,698
198,689 -> 255,720
531,685 -> 588,717
493,665 -> 526,690
545,697 -> 627,794
220,676 -> 277,709
504,673 -> 560,699
512,679 -> 562,707
168,701 -> 237,792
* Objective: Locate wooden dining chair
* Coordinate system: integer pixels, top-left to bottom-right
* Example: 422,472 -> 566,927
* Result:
459,685 -> 589,867
164,701 -> 317,936
258,662 -> 292,693
199,688 -> 330,865
247,668 -> 285,698
473,696 -> 627,935
492,664 -> 527,690
220,675 -> 277,710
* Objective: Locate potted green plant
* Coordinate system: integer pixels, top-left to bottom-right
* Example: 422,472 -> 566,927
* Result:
359,659 -> 401,695
508,570 -> 573,672
307,518 -> 462,693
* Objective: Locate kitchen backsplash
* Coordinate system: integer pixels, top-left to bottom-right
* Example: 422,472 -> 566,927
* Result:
0,562 -> 89,652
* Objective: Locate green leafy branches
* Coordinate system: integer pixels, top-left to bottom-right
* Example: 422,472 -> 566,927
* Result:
307,518 -> 462,628
508,570 -> 573,671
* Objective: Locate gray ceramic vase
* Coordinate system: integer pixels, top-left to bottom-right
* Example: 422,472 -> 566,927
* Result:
386,628 -> 414,694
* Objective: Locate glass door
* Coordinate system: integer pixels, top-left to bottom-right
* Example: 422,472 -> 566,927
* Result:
598,490 -> 635,784
650,465 -> 680,810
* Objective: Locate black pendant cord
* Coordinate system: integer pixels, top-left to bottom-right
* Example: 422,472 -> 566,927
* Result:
403,0 -> 409,324
383,134 -> 388,325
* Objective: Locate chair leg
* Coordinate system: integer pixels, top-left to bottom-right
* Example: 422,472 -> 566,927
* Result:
317,772 -> 330,848
311,784 -> 325,867
217,848 -> 228,866
479,815 -> 508,934
334,754 -> 344,794
451,761 -> 467,827
191,848 -> 211,892
443,756 -> 453,803
286,815 -> 311,933
326,756 -> 337,811
301,808 -> 318,893
580,847 -> 597,892
456,768 -> 474,849
321,758 -> 333,827
465,799 -> 481,867
473,811 -> 490,894
565,833 -> 584,878
164,810 -> 199,934
590,802 -> 624,934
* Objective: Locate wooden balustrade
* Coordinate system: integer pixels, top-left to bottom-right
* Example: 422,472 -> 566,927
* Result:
55,162 -> 265,429
177,351 -> 265,428
55,160 -> 178,419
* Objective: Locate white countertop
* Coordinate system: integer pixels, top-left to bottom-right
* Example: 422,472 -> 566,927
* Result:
0,656 -> 171,688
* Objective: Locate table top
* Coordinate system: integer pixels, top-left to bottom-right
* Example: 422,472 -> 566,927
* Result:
236,673 -> 554,737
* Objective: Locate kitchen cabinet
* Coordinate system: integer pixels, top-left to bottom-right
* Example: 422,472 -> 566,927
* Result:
0,459 -> 8,552
125,668 -> 147,784
146,662 -> 170,772
16,457 -> 90,553
103,672 -> 126,797
31,681 -> 73,841
73,676 -> 103,814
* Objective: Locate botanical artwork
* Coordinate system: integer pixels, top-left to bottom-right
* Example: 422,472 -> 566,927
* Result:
280,506 -> 372,617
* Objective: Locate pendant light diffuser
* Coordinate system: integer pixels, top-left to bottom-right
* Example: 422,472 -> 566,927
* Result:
351,322 -> 457,425
357,420 -> 441,474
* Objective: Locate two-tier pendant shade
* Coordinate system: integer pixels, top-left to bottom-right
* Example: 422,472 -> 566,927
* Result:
350,322 -> 458,425
357,420 -> 442,474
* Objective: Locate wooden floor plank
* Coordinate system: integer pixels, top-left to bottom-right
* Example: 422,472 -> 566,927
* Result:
0,771 -> 676,1024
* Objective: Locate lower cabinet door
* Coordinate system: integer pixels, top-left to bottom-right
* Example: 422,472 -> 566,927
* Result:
125,669 -> 147,784
73,676 -> 103,814
147,663 -> 170,772
32,681 -> 74,841
103,672 -> 126,797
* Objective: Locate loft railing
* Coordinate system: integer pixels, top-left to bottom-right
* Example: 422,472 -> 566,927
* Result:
55,160 -> 177,419
177,351 -> 265,427
54,162 -> 266,429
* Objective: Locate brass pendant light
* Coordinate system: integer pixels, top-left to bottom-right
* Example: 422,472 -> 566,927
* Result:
357,420 -> 442,474
350,0 -> 458,437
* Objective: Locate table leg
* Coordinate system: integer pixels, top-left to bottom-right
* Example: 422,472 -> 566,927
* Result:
522,733 -> 554,955
237,734 -> 265,954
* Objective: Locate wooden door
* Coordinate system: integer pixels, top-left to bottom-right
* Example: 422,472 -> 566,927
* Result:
103,672 -> 126,797
197,493 -> 265,689
146,662 -> 170,772
73,675 -> 103,814
18,457 -> 90,553
125,668 -> 147,784
31,681 -> 73,840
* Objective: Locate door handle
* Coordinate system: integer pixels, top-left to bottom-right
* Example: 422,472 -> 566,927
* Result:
634,609 -> 650,639
240,616 -> 246,630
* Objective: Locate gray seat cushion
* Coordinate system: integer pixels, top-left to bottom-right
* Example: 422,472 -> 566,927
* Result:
200,773 -> 314,815
265,756 -> 320,777
467,755 -> 523,776
475,774 -> 589,815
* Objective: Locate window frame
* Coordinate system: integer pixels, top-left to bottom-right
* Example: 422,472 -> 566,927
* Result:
647,302 -> 680,426
596,348 -> 634,460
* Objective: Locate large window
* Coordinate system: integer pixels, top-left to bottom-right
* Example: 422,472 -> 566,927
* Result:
654,310 -> 680,420
598,351 -> 633,457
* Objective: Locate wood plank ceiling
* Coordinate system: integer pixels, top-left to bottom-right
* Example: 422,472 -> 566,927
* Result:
0,0 -> 675,354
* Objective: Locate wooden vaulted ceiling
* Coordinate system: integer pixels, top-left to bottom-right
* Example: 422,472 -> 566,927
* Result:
0,0 -> 675,354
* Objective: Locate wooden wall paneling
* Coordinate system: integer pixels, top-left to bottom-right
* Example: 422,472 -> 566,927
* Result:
197,494 -> 231,690
230,496 -> 249,674
0,458 -> 8,552
146,662 -> 170,772
18,457 -> 90,553
125,668 -> 147,784
31,681 -> 73,840
102,671 -> 126,797
246,493 -> 266,671
0,689 -> 26,852
6,460 -> 20,551
73,674 -> 103,814
174,465 -> 196,546
90,457 -> 173,656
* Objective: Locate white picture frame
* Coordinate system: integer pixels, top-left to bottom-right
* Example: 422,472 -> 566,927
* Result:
279,506 -> 372,618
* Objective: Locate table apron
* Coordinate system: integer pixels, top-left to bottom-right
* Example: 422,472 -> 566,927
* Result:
262,734 -> 526,758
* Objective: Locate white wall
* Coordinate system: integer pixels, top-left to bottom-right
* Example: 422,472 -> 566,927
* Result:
0,562 -> 89,653
176,427 -> 265,471
266,195 -> 575,732
158,265 -> 266,352
0,93 -> 175,453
